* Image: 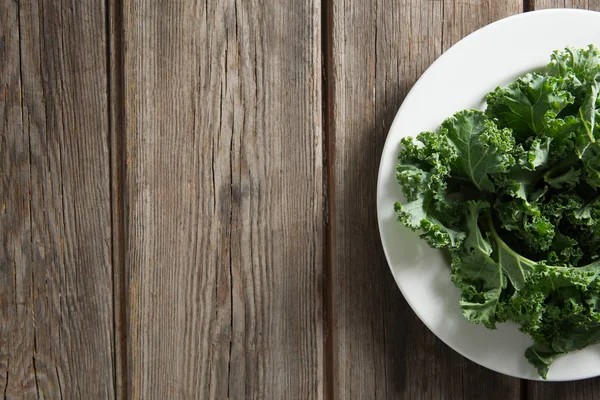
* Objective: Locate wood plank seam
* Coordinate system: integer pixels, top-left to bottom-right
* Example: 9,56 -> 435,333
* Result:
108,0 -> 128,397
322,0 -> 335,399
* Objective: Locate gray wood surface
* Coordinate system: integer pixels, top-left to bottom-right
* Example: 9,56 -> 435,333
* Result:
532,0 -> 600,8
122,0 -> 324,398
3,0 -> 600,398
0,0 -> 115,398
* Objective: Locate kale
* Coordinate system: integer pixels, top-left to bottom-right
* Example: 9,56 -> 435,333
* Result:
394,45 -> 600,378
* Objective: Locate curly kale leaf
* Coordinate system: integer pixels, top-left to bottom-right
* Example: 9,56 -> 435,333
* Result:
486,73 -> 574,140
441,110 -> 516,192
484,220 -> 600,379
514,265 -> 600,378
495,197 -> 556,254
544,166 -> 581,189
549,45 -> 600,84
451,202 -> 503,328
518,137 -> 551,171
545,116 -> 580,160
396,129 -> 457,202
394,195 -> 465,249
576,81 -> 600,158
395,128 -> 466,249
451,203 -> 600,378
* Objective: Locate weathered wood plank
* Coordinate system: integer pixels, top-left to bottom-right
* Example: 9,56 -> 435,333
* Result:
529,380 -> 600,400
526,3 -> 600,397
0,0 -> 115,398
122,0 -> 324,398
532,0 -> 600,8
108,0 -> 127,397
328,0 -> 522,398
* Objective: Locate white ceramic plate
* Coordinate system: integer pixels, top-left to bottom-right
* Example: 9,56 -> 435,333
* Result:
377,9 -> 600,381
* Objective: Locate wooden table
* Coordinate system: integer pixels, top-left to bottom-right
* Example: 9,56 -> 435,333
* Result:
2,0 -> 600,398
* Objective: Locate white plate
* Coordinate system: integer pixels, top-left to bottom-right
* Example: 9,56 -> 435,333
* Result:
377,9 -> 600,381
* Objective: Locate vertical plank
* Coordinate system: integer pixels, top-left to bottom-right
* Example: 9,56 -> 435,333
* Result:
0,0 -> 115,398
123,0 -> 323,398
328,0 -> 522,398
526,3 -> 600,398
108,0 -> 127,397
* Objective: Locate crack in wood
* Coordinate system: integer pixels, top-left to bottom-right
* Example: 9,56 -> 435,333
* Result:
226,27 -> 234,400
321,0 -> 334,397
3,360 -> 9,400
55,366 -> 63,400
32,339 -> 41,399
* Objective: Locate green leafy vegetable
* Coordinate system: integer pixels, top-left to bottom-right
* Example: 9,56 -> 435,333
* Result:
394,45 -> 600,379
441,110 -> 515,192
486,73 -> 574,140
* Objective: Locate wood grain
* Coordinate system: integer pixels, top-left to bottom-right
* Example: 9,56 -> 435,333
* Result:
122,0 -> 324,398
6,0 -> 600,397
328,0 -> 522,398
0,0 -> 115,398
531,0 -> 600,8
